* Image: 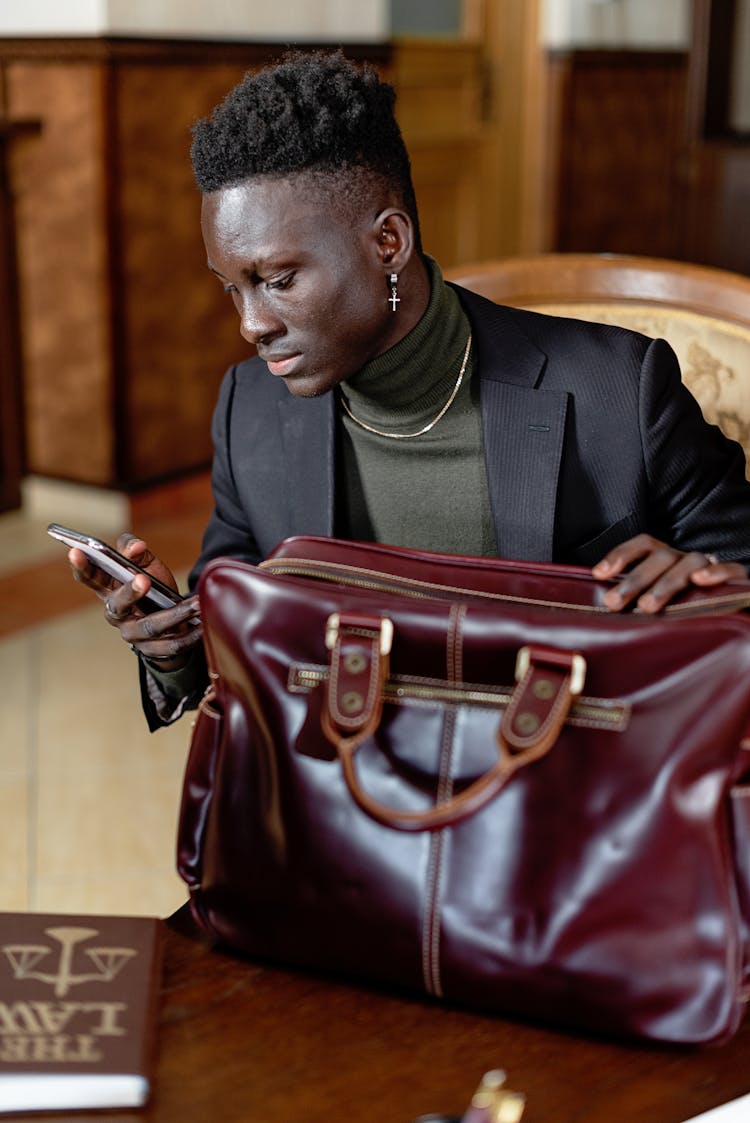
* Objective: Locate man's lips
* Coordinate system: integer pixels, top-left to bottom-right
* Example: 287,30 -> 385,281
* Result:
263,353 -> 302,377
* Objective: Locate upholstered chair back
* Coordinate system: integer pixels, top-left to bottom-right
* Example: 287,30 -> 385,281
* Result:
447,255 -> 750,476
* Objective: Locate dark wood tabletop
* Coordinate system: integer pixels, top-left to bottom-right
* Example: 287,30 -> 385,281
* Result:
9,904 -> 750,1123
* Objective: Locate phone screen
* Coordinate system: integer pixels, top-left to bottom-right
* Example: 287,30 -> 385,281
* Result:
47,523 -> 184,612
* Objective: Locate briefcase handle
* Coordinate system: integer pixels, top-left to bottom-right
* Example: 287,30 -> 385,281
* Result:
321,613 -> 586,833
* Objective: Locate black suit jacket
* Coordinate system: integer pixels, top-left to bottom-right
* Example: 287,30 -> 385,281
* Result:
189,284 -> 750,583
141,286 -> 750,729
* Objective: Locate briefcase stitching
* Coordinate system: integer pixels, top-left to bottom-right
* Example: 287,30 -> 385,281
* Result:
421,706 -> 457,999
421,605 -> 466,998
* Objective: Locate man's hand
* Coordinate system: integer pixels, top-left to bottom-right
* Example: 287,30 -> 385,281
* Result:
68,532 -> 202,669
591,533 -> 747,614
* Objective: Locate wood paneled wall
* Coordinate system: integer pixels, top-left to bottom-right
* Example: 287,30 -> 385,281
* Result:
0,39 -> 390,492
545,50 -> 690,259
682,141 -> 750,275
681,0 -> 750,277
0,117 -> 37,511
541,40 -> 750,278
107,58 -> 259,487
1,31 -> 548,494
8,59 -> 113,485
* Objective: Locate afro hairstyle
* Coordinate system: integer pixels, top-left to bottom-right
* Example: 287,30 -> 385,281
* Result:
190,50 -> 422,250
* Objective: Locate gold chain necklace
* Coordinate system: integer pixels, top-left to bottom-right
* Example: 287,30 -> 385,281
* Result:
339,334 -> 472,440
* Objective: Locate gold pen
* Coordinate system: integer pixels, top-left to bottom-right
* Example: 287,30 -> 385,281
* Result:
460,1070 -> 526,1123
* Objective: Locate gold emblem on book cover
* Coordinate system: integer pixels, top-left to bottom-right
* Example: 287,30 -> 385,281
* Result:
2,926 -> 136,997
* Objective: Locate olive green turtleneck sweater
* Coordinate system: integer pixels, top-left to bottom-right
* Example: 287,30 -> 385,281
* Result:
336,257 -> 497,557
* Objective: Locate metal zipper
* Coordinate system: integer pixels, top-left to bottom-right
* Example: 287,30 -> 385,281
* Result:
261,558 -> 610,612
261,557 -> 750,617
289,665 -> 629,731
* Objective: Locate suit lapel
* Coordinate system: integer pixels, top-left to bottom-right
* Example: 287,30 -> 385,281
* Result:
277,392 -> 336,538
456,287 -> 569,561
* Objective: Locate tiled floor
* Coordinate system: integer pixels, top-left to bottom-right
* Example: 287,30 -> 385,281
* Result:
0,472 -> 213,919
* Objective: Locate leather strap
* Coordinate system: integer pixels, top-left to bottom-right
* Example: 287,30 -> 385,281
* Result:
321,618 -> 586,833
320,612 -> 392,750
502,644 -> 586,763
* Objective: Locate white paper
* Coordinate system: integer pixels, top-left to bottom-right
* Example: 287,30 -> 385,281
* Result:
681,1093 -> 750,1122
0,1074 -> 147,1112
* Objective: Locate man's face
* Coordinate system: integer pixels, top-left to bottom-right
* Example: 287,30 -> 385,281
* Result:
201,176 -> 402,397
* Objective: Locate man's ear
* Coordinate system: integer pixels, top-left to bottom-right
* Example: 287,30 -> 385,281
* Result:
373,209 -> 414,272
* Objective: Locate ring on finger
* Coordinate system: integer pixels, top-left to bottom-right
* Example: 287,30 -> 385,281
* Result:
105,597 -> 124,620
704,553 -> 720,566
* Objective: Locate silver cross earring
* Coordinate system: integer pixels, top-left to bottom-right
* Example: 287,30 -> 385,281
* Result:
388,272 -> 400,313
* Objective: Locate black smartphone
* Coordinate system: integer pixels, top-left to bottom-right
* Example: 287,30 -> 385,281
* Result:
47,522 -> 184,612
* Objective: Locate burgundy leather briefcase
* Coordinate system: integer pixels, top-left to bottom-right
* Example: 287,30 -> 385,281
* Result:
177,537 -> 750,1045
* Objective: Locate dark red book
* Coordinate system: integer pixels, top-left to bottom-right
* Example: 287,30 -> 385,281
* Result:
0,912 -> 163,1113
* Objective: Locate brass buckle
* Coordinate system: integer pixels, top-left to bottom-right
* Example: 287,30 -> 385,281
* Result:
325,613 -> 394,656
515,646 -> 586,696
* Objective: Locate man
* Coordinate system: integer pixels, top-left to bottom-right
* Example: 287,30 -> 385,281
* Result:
67,50 -> 750,730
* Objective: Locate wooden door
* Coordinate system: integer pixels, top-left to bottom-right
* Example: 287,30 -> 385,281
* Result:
392,0 -> 548,267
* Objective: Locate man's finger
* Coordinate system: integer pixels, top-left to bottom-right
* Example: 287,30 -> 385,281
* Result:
592,533 -> 659,579
607,552 -> 740,614
691,559 -> 748,585
600,547 -> 681,610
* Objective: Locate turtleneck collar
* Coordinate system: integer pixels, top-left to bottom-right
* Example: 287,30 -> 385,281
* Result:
340,256 -> 472,428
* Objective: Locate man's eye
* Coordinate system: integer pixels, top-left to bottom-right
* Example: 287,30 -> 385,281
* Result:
266,273 -> 294,291
222,283 -> 238,295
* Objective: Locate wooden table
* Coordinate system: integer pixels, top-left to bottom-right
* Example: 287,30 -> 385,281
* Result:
11,904 -> 750,1122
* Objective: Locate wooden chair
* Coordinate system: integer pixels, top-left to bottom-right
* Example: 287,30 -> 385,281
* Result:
446,253 -> 750,473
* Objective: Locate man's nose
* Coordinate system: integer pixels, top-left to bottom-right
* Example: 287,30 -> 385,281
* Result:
238,292 -> 282,346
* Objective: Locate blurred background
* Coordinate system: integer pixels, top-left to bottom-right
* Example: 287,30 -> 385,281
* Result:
1,0 -> 748,917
